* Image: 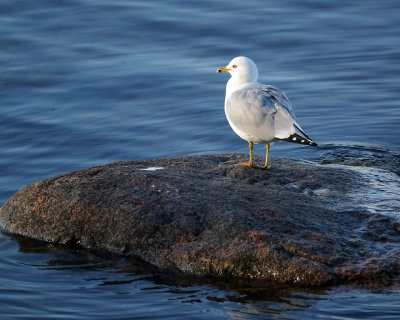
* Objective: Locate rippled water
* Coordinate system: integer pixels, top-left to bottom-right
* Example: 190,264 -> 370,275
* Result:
1,0 -> 400,319
2,234 -> 400,320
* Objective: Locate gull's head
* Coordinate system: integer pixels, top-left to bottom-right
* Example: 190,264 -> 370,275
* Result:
216,56 -> 258,83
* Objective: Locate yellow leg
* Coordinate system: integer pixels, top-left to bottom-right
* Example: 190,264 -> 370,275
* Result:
235,142 -> 254,168
255,144 -> 271,170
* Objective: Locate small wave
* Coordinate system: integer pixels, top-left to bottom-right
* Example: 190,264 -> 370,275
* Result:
313,143 -> 400,217
313,143 -> 400,176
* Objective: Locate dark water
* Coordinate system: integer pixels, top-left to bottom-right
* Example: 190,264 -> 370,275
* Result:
1,0 -> 399,318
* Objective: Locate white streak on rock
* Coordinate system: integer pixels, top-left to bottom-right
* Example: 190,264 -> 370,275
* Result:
141,167 -> 164,171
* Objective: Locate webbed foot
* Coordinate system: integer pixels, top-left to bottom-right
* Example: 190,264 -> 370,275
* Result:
235,162 -> 254,168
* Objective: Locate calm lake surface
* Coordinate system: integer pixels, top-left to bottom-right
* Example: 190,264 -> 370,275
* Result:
1,0 -> 399,319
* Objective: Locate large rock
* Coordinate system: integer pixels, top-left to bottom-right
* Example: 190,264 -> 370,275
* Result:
1,154 -> 399,286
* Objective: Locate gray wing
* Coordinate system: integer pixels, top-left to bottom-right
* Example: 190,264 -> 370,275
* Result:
225,83 -> 301,143
262,85 -> 316,143
261,85 -> 294,115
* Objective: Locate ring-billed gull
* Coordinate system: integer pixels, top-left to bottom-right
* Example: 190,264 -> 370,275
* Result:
217,56 -> 317,169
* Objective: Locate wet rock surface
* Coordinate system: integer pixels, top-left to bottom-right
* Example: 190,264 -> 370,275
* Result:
1,154 -> 399,287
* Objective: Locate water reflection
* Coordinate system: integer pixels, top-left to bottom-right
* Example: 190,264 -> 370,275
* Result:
3,231 -> 400,319
2,231 -> 334,318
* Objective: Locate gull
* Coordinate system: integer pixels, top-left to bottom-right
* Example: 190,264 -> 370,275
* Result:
217,56 -> 317,169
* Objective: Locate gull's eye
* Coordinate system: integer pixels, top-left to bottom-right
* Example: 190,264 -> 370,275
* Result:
232,65 -> 237,68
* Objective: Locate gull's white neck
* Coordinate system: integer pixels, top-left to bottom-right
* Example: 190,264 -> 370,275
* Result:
225,77 -> 256,101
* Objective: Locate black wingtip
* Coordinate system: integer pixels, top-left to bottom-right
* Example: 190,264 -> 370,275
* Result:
282,133 -> 318,147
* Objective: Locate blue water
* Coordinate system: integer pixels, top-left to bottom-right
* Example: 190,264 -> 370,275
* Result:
1,0 -> 400,319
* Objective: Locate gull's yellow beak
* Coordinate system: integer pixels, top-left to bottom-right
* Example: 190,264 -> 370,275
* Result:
216,66 -> 230,73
